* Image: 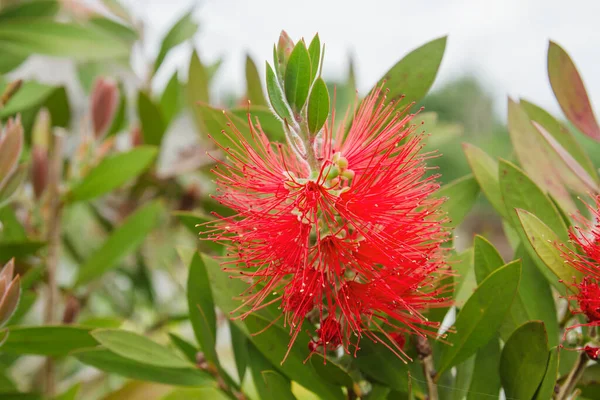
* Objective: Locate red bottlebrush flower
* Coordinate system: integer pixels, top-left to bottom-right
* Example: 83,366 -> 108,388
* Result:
559,195 -> 600,345
205,86 -> 450,362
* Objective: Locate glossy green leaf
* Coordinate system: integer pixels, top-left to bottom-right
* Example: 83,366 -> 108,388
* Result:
548,41 -> 600,141
473,235 -> 504,284
68,147 -> 157,202
535,347 -> 559,400
75,201 -> 163,286
284,41 -> 311,112
88,17 -> 137,46
1,326 -> 96,356
516,208 -> 582,291
462,143 -> 506,219
138,91 -> 166,146
194,103 -> 249,149
173,211 -> 211,234
244,314 -> 344,400
168,333 -> 198,364
248,344 -> 296,400
160,72 -> 183,127
354,336 -> 409,392
507,99 -> 576,212
0,240 -> 44,262
437,174 -> 479,228
201,253 -> 248,318
500,321 -> 549,400
154,10 -> 197,74
310,354 -> 353,388
467,337 -> 501,400
308,34 -> 321,82
230,105 -> 286,142
453,248 -> 476,307
74,348 -> 214,387
453,357 -> 475,400
375,36 -> 446,107
92,329 -> 190,368
437,261 -> 521,375
0,81 -> 66,122
162,388 -> 229,400
266,62 -> 293,121
521,99 -> 597,180
229,321 -> 248,382
307,77 -> 330,134
187,252 -> 219,366
0,20 -> 130,61
0,1 -> 58,21
246,55 -> 267,106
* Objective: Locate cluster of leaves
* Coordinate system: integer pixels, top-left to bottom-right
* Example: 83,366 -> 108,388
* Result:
1,1 -> 599,400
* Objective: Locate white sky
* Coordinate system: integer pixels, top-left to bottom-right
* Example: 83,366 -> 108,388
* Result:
120,0 -> 600,118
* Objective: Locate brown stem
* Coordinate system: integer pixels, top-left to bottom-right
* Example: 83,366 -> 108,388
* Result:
556,351 -> 587,400
413,335 -> 438,400
42,131 -> 65,397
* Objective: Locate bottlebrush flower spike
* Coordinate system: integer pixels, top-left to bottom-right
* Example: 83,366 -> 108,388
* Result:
204,41 -> 450,363
560,195 -> 600,338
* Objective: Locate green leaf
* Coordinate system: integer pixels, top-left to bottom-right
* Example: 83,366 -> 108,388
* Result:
162,388 -> 229,400
230,105 -> 286,142
173,210 -> 211,234
88,17 -> 137,46
453,248 -> 476,307
187,252 -> 219,366
154,10 -> 197,74
266,63 -> 292,121
375,36 -> 446,107
160,72 -> 183,127
521,99 -> 597,182
68,146 -> 157,202
0,1 -> 59,21
138,91 -> 166,146
168,333 -> 199,364
453,357 -> 475,400
74,348 -> 214,387
246,55 -> 267,106
310,354 -> 353,388
437,174 -> 479,228
548,41 -> 600,141
229,321 -> 249,382
437,261 -> 521,375
188,50 -> 210,132
75,201 -> 163,286
244,315 -> 344,400
0,81 -> 67,123
1,326 -> 96,356
535,347 -> 559,400
54,383 -> 80,400
248,344 -> 296,400
516,208 -> 582,291
92,329 -> 190,368
308,34 -> 321,82
200,253 -> 248,318
462,143 -> 506,219
0,240 -> 44,262
194,103 -> 255,151
307,77 -> 330,135
284,41 -> 312,112
354,336 -> 409,392
507,99 -> 576,212
473,235 -> 504,284
500,321 -> 549,400
106,82 -> 127,137
0,20 -> 130,61
467,337 -> 501,399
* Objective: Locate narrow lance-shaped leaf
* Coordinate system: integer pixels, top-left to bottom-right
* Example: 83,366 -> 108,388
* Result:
245,55 -> 267,106
266,62 -> 292,121
188,50 -> 210,133
500,321 -> 549,400
187,252 -> 219,366
375,36 -> 446,107
437,174 -> 480,228
467,338 -> 501,400
533,121 -> 599,193
437,261 -> 521,375
67,146 -> 157,202
284,41 -> 312,113
548,41 -> 600,141
535,347 -> 560,400
307,77 -> 330,135
75,201 -> 163,286
138,91 -> 166,146
0,326 -> 97,356
154,10 -> 198,74
308,34 -> 321,82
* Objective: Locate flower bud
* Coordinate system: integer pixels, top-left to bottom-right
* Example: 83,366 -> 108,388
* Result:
90,77 -> 119,140
0,116 -> 23,191
31,109 -> 51,199
585,345 -> 600,361
130,125 -> 143,147
0,259 -> 20,328
276,30 -> 294,78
